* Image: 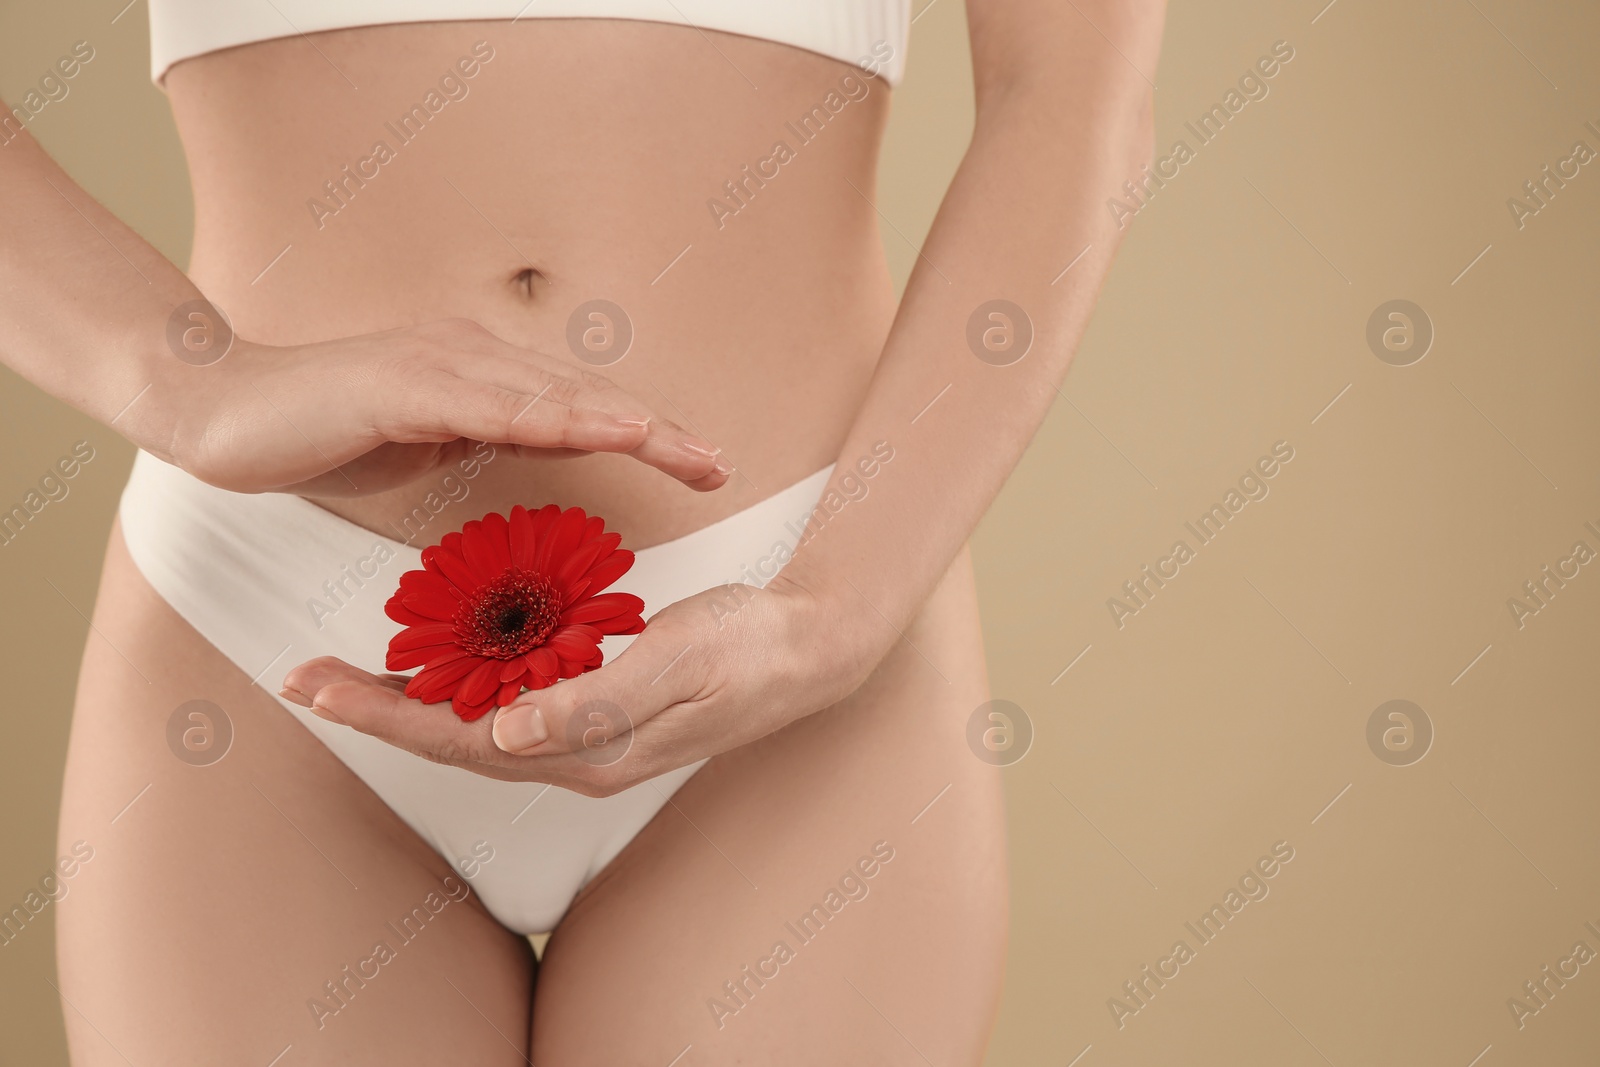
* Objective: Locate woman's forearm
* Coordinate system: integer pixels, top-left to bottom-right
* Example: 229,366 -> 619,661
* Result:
1,112 -> 202,456
781,3 -> 1164,639
0,108 -> 739,497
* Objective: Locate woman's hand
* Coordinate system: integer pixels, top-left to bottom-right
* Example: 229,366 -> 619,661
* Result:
162,317 -> 730,497
279,575 -> 892,795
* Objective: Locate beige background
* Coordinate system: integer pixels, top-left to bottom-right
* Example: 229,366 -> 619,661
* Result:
5,1 -> 1599,1063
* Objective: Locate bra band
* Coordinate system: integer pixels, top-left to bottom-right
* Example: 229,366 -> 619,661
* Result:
149,0 -> 911,87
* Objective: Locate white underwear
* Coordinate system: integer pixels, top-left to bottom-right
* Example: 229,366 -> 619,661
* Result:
118,450 -> 832,935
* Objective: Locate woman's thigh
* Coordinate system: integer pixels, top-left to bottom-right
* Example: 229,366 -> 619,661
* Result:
533,546 -> 1008,1065
54,522 -> 535,1065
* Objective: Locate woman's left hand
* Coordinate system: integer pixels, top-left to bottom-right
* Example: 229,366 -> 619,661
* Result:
280,575 -> 889,796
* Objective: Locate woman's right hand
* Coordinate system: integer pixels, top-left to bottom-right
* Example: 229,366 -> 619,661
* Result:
2,129 -> 720,497
158,317 -> 731,497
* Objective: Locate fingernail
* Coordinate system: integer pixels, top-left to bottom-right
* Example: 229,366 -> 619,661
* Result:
309,701 -> 346,725
492,705 -> 547,753
682,436 -> 721,459
713,456 -> 734,476
611,415 -> 651,428
279,686 -> 313,708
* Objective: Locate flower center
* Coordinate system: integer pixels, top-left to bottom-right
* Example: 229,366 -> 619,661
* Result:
456,569 -> 561,658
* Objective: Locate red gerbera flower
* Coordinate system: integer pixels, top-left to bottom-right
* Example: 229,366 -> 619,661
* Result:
384,505 -> 645,721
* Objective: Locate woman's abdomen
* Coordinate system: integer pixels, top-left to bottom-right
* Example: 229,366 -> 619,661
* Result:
165,18 -> 899,546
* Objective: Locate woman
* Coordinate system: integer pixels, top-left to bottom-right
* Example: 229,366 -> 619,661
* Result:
4,1 -> 1162,1062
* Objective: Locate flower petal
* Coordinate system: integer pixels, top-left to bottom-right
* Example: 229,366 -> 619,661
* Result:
388,623 -> 459,652
480,512 -> 513,574
453,691 -> 495,721
560,592 -> 645,626
386,571 -> 459,624
526,504 -> 564,573
421,647 -> 475,670
387,642 -> 462,671
495,678 -> 525,707
387,607 -> 434,628
546,627 -> 602,660
553,533 -> 623,594
400,589 -> 462,623
539,507 -> 587,576
399,568 -> 453,594
460,519 -> 499,584
457,658 -> 502,705
385,595 -> 435,628
578,547 -> 635,596
509,505 -> 538,571
423,539 -> 481,599
561,578 -> 592,608
408,654 -> 484,698
388,638 -> 463,667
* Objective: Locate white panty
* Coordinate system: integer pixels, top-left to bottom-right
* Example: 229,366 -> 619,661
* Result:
118,450 -> 832,934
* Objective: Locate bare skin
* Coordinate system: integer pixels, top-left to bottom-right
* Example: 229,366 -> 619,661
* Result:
59,521 -> 1002,1063
1,5 -> 1166,1063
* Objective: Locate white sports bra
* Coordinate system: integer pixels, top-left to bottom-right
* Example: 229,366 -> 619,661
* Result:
149,0 -> 910,86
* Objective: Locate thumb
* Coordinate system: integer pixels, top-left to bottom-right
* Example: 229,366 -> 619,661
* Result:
489,625 -> 701,757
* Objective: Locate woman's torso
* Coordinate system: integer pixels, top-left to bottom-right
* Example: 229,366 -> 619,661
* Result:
165,18 -> 899,546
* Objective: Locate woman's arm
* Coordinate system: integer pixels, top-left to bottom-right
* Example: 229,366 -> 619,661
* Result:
0,108 -> 198,457
287,0 -> 1166,794
0,112 -> 731,494
777,0 -> 1164,637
